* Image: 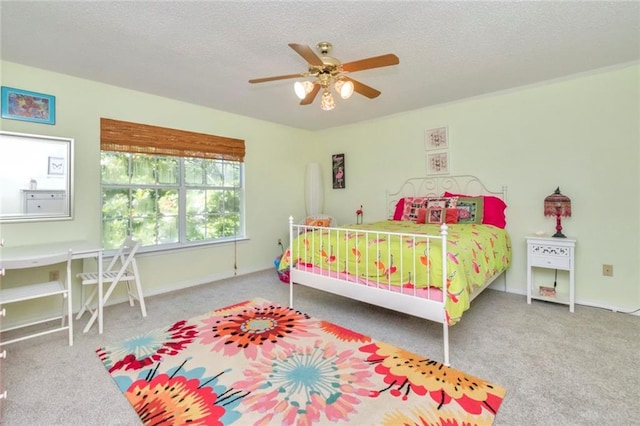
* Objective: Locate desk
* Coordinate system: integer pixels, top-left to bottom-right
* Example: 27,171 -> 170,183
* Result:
0,240 -> 104,334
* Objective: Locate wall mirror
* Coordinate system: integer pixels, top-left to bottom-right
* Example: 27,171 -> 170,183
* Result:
0,131 -> 74,222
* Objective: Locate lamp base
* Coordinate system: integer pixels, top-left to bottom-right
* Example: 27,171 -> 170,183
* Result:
553,214 -> 566,238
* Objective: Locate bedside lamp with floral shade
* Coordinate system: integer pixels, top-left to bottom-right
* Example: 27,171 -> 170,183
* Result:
544,187 -> 571,238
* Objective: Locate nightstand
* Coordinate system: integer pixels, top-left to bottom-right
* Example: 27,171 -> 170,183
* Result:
526,236 -> 576,312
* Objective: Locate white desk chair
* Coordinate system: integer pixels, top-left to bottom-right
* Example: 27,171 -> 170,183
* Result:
76,236 -> 146,332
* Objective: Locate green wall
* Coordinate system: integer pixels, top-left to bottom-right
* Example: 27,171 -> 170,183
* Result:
314,63 -> 640,311
1,61 -> 638,329
0,61 -> 314,324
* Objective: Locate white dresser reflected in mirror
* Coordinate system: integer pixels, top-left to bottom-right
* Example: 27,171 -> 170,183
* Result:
0,131 -> 73,222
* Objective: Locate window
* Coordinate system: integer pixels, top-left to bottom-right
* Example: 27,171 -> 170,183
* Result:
100,118 -> 245,250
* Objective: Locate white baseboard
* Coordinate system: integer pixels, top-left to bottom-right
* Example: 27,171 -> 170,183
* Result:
499,286 -> 640,316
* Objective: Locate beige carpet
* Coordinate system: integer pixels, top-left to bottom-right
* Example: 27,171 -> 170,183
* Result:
1,269 -> 639,425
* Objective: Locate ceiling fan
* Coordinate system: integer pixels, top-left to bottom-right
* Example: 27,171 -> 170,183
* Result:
248,42 -> 399,110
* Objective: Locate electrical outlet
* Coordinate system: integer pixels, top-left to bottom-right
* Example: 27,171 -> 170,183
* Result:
602,264 -> 613,277
49,270 -> 60,281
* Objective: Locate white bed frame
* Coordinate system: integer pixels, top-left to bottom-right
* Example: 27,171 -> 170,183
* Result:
287,175 -> 507,366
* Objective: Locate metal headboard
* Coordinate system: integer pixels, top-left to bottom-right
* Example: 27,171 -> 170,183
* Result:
386,175 -> 507,219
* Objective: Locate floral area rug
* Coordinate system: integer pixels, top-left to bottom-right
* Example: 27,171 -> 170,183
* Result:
96,297 -> 505,425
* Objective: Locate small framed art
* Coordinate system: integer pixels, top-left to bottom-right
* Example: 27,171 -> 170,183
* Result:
426,151 -> 449,175
1,86 -> 56,125
48,156 -> 65,176
424,126 -> 448,151
332,153 -> 345,189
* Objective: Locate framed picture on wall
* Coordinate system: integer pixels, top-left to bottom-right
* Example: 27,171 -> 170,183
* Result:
48,156 -> 65,176
426,151 -> 449,175
1,86 -> 56,125
424,126 -> 448,151
332,153 -> 345,189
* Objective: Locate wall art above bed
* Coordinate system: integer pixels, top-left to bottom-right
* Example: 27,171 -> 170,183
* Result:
424,126 -> 450,175
424,126 -> 448,151
332,153 -> 345,189
426,151 -> 450,175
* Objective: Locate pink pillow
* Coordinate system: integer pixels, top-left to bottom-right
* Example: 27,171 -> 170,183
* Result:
396,197 -> 428,221
444,191 -> 507,228
393,198 -> 405,220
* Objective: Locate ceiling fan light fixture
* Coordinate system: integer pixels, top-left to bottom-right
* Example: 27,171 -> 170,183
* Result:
294,81 -> 314,99
334,79 -> 354,99
320,91 -> 335,111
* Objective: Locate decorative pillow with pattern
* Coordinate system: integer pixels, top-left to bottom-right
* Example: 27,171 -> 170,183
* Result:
417,207 -> 459,224
400,197 -> 427,221
425,196 -> 458,209
444,191 -> 507,228
305,217 -> 331,227
456,197 -> 484,224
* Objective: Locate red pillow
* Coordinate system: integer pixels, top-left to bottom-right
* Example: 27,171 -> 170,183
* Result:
444,191 -> 507,228
393,198 -> 405,220
444,208 -> 459,224
416,207 -> 428,224
416,207 -> 458,224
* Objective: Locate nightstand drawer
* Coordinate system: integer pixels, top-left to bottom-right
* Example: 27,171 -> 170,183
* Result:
529,255 -> 571,269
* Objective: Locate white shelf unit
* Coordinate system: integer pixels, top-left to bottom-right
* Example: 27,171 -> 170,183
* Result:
0,250 -> 73,346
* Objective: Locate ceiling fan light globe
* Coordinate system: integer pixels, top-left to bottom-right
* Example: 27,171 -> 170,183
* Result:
335,80 -> 354,99
294,81 -> 308,99
294,81 -> 314,99
321,91 -> 335,111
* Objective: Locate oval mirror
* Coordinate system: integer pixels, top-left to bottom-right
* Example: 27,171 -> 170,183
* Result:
0,131 -> 73,222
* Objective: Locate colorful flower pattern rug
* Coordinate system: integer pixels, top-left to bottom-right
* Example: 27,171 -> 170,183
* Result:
96,297 -> 506,425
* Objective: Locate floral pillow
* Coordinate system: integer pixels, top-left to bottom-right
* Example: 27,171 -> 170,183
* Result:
456,197 -> 484,224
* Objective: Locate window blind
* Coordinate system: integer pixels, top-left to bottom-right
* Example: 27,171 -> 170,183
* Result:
100,118 -> 245,162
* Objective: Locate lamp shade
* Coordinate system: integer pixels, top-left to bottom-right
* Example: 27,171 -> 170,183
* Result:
334,79 -> 354,99
544,187 -> 571,238
544,187 -> 571,217
305,162 -> 324,216
320,91 -> 335,111
294,81 -> 314,99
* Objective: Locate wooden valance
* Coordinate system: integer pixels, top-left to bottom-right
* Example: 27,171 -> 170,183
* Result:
100,118 -> 245,162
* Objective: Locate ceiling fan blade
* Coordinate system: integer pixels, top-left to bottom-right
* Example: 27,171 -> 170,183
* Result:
289,43 -> 324,67
300,84 -> 321,105
341,54 -> 399,73
342,77 -> 381,99
249,73 -> 305,84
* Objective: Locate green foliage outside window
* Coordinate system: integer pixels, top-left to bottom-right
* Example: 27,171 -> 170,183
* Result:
101,152 -> 242,250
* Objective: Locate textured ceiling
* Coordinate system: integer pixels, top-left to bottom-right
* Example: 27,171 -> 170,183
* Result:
1,1 -> 639,131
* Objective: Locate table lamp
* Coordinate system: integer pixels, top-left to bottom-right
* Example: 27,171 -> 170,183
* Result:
544,187 -> 571,238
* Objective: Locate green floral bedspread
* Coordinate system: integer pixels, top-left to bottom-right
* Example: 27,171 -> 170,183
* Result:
279,220 -> 511,325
